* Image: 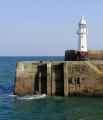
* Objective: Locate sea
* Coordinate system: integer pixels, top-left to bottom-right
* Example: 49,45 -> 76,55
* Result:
0,56 -> 103,120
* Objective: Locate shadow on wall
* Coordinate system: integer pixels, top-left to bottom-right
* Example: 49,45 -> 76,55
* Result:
34,64 -> 47,94
33,63 -> 64,96
53,64 -> 64,96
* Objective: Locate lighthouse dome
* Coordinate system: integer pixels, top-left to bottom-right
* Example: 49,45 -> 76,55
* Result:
79,16 -> 86,25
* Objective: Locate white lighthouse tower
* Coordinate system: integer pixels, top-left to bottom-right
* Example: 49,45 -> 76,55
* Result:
77,16 -> 87,52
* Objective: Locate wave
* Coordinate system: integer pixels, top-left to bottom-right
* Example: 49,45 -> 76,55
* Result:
8,94 -> 16,97
0,83 -> 14,95
16,94 -> 47,100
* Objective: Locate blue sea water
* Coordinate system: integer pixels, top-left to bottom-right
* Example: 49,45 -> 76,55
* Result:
1,56 -> 103,120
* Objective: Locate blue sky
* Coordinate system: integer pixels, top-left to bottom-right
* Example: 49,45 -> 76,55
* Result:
0,0 -> 102,56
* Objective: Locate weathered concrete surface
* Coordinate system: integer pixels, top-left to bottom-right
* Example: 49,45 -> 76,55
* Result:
14,62 -> 40,96
14,61 -> 103,96
88,50 -> 103,60
64,61 -> 103,96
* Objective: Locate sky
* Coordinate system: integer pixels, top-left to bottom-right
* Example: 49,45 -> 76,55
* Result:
0,0 -> 103,56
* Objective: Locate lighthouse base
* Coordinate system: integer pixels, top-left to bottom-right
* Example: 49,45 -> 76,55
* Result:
65,50 -> 88,61
79,51 -> 88,61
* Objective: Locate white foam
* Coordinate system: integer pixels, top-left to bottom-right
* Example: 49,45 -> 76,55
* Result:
16,94 -> 46,100
8,94 -> 16,97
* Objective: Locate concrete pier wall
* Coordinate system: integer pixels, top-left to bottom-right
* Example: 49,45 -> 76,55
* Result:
14,62 -> 40,96
14,61 -> 103,96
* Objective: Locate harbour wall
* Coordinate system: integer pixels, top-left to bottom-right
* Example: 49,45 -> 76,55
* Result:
14,61 -> 103,96
65,50 -> 103,61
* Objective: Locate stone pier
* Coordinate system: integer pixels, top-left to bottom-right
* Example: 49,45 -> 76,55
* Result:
14,61 -> 103,96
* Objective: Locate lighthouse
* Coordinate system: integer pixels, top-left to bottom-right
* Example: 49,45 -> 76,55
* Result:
65,16 -> 88,61
77,16 -> 87,52
77,16 -> 88,60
